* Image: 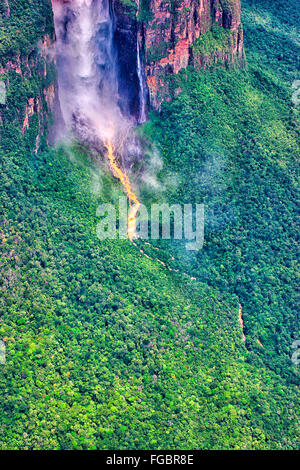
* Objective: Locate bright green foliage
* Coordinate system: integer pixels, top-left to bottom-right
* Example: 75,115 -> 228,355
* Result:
137,0 -> 153,22
192,24 -> 234,55
0,0 -> 53,62
143,0 -> 300,433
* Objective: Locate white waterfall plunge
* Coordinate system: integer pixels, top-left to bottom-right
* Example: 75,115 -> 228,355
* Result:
137,38 -> 147,124
51,0 -> 131,147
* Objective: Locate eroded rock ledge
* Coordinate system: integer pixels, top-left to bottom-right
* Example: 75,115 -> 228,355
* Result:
141,0 -> 244,108
114,0 -> 244,110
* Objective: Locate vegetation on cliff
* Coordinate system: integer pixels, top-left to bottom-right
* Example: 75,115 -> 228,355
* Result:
192,23 -> 235,55
0,0 -> 53,61
145,0 -> 299,374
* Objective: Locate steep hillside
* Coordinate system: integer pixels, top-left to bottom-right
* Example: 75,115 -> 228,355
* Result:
142,0 -> 244,108
114,0 -> 244,109
0,0 -> 55,152
144,0 -> 299,413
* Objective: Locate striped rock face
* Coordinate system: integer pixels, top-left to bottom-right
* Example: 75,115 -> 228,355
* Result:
141,0 -> 243,109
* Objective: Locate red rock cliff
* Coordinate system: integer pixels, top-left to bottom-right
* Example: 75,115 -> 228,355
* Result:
0,1 -> 56,149
138,0 -> 244,108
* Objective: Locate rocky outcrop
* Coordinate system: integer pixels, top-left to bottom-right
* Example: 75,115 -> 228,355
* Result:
0,32 -> 56,150
114,0 -> 243,110
22,98 -> 35,135
1,0 -> 244,138
140,0 -> 244,108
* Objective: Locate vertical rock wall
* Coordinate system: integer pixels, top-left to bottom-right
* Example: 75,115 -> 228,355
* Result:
139,0 -> 244,108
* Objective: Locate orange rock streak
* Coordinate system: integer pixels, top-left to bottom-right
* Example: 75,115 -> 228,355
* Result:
105,141 -> 140,241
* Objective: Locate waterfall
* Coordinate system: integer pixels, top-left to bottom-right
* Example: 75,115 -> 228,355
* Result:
51,0 -> 130,146
52,0 -> 148,141
51,0 -> 143,238
137,38 -> 147,124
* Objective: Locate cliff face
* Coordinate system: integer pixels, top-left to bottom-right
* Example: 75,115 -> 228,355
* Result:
0,1 -> 55,149
113,0 -> 141,119
139,0 -> 244,108
1,0 -> 243,139
113,0 -> 243,110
